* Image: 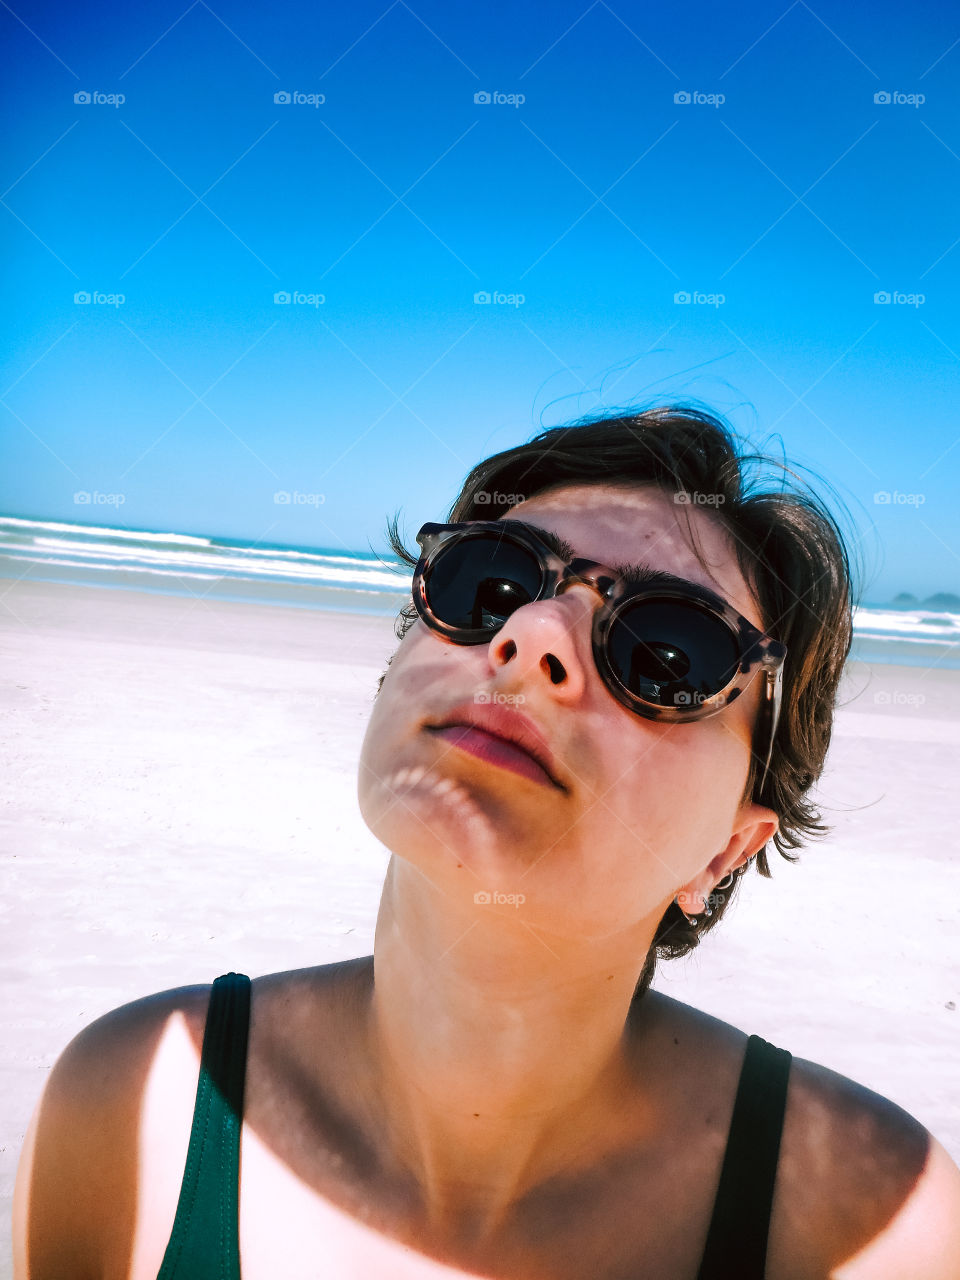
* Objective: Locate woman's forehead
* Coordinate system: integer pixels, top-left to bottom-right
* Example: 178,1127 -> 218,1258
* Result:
503,484 -> 761,626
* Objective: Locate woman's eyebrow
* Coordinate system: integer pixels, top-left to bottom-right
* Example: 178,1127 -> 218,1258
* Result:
515,520 -> 720,600
503,520 -> 578,561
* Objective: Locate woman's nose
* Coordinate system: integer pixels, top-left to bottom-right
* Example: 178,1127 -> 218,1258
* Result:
486,585 -> 598,703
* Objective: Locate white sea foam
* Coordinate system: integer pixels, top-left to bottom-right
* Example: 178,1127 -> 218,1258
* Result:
0,516 -> 212,546
27,537 -> 405,588
852,605 -> 960,641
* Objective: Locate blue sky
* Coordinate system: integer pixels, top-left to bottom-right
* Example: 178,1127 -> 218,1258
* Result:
2,0 -> 958,600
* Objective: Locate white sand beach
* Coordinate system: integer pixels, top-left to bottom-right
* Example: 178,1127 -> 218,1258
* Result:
1,577 -> 958,1276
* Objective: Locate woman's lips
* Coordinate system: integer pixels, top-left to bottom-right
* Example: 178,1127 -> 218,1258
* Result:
428,724 -> 561,790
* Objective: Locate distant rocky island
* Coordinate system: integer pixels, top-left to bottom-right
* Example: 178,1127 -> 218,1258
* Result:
887,592 -> 960,610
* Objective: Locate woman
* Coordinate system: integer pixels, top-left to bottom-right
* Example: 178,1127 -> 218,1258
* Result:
14,407 -> 960,1279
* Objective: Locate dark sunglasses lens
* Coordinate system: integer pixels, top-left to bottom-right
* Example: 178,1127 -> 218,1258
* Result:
606,599 -> 740,706
423,534 -> 542,631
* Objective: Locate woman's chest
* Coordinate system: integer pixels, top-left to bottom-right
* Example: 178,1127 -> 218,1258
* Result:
229,1112 -> 727,1280
128,1089 -> 728,1280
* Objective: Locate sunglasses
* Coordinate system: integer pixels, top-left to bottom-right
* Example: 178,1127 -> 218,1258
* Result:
412,519 -> 787,800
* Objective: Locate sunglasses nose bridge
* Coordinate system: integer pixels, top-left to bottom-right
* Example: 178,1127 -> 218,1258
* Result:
554,562 -> 616,604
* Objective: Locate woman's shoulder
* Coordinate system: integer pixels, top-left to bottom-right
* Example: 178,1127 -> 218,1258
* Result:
12,963 -> 360,1279
32,958 -> 364,1082
40,960 -> 367,1099
637,990 -> 934,1168
644,988 -> 929,1136
13,979 -> 206,1278
773,1048 -> 960,1277
644,992 -> 960,1278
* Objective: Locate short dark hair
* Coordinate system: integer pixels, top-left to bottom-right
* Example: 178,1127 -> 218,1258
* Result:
381,404 -> 859,1000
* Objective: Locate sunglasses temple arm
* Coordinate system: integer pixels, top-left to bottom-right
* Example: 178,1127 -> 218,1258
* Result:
755,662 -> 783,803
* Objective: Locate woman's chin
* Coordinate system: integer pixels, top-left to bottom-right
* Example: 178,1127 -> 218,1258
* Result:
358,759 -> 498,865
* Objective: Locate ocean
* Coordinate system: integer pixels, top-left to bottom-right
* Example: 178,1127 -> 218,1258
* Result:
1,515 -> 958,670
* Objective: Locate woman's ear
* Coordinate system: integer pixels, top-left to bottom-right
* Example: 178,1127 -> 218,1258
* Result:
677,811 -> 779,910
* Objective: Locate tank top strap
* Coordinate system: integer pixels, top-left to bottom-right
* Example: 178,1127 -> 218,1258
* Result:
156,972 -> 251,1280
696,1033 -> 793,1280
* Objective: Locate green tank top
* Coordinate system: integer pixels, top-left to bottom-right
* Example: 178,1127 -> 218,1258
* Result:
156,972 -> 249,1280
155,972 -> 792,1279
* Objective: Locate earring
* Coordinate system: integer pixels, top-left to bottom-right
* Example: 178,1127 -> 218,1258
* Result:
676,869 -> 738,926
675,896 -> 700,925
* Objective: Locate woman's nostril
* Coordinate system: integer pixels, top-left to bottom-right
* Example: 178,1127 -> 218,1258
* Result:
502,638 -> 517,660
543,653 -> 566,684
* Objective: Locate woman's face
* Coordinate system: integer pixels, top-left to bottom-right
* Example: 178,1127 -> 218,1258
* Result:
358,483 -> 776,941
